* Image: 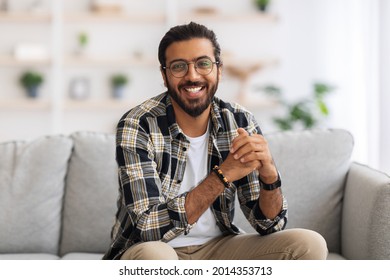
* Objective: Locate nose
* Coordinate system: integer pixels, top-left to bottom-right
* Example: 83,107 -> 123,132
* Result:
184,62 -> 200,79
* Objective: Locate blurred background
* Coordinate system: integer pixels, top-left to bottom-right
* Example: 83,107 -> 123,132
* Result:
0,0 -> 389,174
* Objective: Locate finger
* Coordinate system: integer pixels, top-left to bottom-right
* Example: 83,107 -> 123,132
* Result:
240,158 -> 262,171
234,141 -> 260,160
239,151 -> 269,163
230,129 -> 249,153
237,127 -> 247,135
232,135 -> 265,158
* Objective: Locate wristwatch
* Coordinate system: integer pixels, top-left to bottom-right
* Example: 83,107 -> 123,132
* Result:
259,171 -> 281,191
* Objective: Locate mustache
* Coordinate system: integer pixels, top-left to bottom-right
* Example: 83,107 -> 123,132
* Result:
179,81 -> 206,88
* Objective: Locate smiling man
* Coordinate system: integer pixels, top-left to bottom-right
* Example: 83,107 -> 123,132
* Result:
103,22 -> 328,260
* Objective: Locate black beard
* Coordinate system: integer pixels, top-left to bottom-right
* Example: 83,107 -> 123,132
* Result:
167,79 -> 219,118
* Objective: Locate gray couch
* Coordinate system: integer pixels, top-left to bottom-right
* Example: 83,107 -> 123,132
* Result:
0,129 -> 389,260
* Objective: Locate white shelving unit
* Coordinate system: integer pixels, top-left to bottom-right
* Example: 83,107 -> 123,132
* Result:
0,99 -> 51,110
0,10 -> 51,22
63,11 -> 166,23
0,0 -> 278,142
0,55 -> 51,66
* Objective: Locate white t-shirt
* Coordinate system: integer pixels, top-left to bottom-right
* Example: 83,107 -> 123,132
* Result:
167,128 -> 222,248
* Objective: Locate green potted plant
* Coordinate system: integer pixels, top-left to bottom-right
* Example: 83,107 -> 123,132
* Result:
77,31 -> 89,55
254,0 -> 271,12
260,82 -> 335,131
19,71 -> 44,98
110,74 -> 129,99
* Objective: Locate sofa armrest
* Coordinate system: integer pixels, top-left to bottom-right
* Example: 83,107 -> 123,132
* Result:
341,162 -> 390,259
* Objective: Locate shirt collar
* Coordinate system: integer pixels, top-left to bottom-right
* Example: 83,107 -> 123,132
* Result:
210,96 -> 225,137
165,94 -> 185,141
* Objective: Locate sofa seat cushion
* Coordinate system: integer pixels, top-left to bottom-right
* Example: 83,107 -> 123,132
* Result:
326,253 -> 346,260
60,253 -> 104,260
0,135 -> 72,255
269,129 -> 353,253
233,129 -> 354,254
59,131 -> 118,256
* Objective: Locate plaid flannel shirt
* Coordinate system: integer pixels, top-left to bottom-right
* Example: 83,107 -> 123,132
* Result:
103,93 -> 287,260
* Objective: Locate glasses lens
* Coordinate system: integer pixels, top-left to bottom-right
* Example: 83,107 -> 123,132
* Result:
170,61 -> 187,77
195,58 -> 213,75
168,58 -> 215,77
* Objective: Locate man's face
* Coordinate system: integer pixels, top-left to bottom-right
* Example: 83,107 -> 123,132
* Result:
162,38 -> 222,118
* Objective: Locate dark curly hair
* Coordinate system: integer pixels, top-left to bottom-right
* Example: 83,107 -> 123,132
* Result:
158,22 -> 222,68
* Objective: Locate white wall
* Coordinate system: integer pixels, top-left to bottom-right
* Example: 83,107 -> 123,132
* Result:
269,0 -> 388,173
379,0 -> 390,173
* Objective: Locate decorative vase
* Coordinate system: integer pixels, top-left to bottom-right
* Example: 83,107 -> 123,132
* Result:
112,86 -> 125,99
259,5 -> 267,12
255,0 -> 270,12
26,85 -> 39,98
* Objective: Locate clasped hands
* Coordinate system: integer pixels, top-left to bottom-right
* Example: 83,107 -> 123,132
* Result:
220,128 -> 278,184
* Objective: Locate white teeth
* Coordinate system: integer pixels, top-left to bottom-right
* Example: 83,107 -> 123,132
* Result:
185,87 -> 202,93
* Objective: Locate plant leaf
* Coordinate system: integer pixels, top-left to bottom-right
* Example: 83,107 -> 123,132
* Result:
317,99 -> 329,115
274,117 -> 292,131
263,85 -> 282,97
314,83 -> 334,98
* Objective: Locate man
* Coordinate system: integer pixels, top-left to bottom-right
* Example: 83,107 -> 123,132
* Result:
103,22 -> 327,260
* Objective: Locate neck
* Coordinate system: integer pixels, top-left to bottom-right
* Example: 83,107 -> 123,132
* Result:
172,102 -> 210,138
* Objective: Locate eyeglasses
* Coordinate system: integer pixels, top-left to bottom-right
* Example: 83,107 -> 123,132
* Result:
162,57 -> 219,78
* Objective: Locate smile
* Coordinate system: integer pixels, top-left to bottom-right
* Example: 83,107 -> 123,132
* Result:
184,86 -> 203,93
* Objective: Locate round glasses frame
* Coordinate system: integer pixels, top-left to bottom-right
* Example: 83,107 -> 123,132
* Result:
162,57 -> 219,78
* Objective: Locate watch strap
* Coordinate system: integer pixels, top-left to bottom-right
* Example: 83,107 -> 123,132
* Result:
259,171 -> 281,191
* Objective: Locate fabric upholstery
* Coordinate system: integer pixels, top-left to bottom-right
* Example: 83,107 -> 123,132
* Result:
0,254 -> 59,260
1,129 -> 388,260
233,129 -> 354,254
342,162 -> 390,259
60,253 -> 104,260
59,131 -> 118,256
0,136 -> 72,255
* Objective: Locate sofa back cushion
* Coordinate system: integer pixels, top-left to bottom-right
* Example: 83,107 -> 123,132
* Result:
59,131 -> 117,256
233,129 -> 354,254
0,135 -> 72,255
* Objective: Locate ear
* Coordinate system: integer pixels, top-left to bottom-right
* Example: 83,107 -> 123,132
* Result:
217,63 -> 222,81
160,66 -> 168,88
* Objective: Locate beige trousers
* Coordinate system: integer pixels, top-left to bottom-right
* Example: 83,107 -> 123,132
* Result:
120,228 -> 328,260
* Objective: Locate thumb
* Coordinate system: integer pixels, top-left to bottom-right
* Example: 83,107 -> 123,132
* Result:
237,128 -> 247,135
230,128 -> 248,153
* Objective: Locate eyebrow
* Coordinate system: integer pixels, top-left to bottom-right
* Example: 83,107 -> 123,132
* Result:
167,55 -> 212,65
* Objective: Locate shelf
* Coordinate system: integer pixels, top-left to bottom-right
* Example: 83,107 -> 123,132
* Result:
0,99 -> 51,110
64,99 -> 134,111
0,55 -> 51,67
63,12 -> 165,23
223,57 -> 278,76
0,11 -> 51,22
0,1 -> 280,139
64,55 -> 158,68
0,54 -> 159,68
62,8 -> 277,24
179,11 -> 278,23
